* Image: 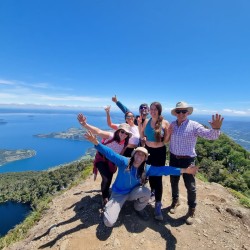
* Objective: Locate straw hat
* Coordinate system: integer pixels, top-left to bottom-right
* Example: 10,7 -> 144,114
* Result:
171,101 -> 193,116
117,123 -> 132,138
131,147 -> 150,160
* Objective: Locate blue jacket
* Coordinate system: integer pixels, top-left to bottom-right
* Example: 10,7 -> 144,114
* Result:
95,143 -> 181,195
116,101 -> 130,114
115,101 -> 146,127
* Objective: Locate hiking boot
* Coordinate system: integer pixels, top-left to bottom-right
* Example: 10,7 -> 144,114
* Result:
154,202 -> 163,221
135,209 -> 150,221
169,199 -> 180,214
185,207 -> 195,225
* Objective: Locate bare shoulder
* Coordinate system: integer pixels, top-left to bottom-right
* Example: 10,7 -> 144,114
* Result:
142,118 -> 149,127
163,119 -> 170,127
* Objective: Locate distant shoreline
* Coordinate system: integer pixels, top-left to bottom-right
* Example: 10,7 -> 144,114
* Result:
0,149 -> 36,166
1,107 -> 250,121
34,127 -> 85,141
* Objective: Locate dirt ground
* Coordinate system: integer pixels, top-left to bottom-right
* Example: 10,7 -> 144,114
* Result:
5,173 -> 250,250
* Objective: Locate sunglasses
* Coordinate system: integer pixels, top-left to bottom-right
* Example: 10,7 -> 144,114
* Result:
126,115 -> 134,118
140,106 -> 148,110
175,110 -> 188,114
120,130 -> 129,136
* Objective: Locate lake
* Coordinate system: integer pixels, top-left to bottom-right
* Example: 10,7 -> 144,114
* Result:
0,201 -> 31,237
0,108 -> 249,237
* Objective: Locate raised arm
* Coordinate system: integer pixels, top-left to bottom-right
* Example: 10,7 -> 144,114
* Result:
112,95 -> 131,114
208,113 -> 224,129
196,113 -> 224,140
84,130 -> 128,167
136,115 -> 146,147
77,113 -> 110,139
104,105 -> 119,130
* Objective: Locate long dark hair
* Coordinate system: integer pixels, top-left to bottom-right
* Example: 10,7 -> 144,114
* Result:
126,156 -> 147,185
150,102 -> 163,142
113,129 -> 129,149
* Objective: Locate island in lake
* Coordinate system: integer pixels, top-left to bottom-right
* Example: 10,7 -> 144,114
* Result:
34,127 -> 86,141
0,149 -> 36,166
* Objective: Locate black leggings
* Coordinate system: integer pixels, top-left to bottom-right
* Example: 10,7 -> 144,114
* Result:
145,145 -> 166,202
96,161 -> 114,200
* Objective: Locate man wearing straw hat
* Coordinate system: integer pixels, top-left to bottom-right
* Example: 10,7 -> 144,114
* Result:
168,101 -> 224,225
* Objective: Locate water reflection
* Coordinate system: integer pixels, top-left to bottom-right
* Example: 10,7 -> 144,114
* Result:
0,201 -> 31,237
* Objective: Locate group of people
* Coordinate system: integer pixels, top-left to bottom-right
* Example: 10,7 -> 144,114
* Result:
77,96 -> 224,227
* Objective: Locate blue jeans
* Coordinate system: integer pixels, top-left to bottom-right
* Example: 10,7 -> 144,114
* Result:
169,153 -> 196,208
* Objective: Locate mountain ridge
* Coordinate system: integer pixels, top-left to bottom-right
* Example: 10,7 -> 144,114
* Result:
5,173 -> 250,250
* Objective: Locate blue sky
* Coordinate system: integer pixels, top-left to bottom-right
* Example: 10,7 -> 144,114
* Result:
0,0 -> 250,116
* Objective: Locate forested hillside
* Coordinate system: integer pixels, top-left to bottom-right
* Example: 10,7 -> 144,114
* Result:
196,133 -> 250,199
0,132 -> 249,249
0,158 -> 93,208
0,132 -> 249,209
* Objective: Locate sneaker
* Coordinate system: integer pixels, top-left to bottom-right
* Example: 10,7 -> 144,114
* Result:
135,209 -> 150,221
148,191 -> 155,204
154,202 -> 163,221
185,207 -> 195,225
169,199 -> 180,214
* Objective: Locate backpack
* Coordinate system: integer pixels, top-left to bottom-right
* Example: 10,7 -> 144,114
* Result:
93,138 -> 124,174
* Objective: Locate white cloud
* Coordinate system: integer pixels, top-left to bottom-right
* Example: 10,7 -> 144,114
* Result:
1,78 -> 250,116
0,79 -> 16,85
0,78 -> 109,106
0,78 -> 72,91
24,82 -> 51,89
0,93 -> 19,98
37,94 -> 108,102
223,109 -> 248,115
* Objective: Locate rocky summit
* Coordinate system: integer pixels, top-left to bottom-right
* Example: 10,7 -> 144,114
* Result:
6,174 -> 250,250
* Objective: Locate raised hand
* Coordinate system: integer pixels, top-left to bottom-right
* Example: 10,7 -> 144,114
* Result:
104,105 -> 111,113
77,113 -> 87,126
112,95 -> 118,103
208,114 -> 224,129
84,130 -> 99,145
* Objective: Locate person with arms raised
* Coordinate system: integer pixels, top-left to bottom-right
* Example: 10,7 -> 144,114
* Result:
104,105 -> 140,157
111,95 -> 149,126
84,129 -> 198,227
77,113 -> 131,207
111,95 -> 149,146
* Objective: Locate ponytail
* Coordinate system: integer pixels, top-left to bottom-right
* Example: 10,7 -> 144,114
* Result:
150,102 -> 163,142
